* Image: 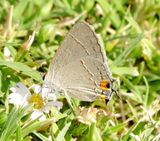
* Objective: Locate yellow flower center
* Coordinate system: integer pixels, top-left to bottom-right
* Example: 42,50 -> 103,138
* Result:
28,94 -> 44,109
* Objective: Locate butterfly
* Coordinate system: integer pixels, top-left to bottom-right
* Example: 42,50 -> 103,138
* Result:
45,21 -> 116,104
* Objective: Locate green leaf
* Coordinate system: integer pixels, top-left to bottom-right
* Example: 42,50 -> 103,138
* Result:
0,61 -> 42,82
111,33 -> 144,67
85,123 -> 103,141
111,67 -> 139,76
0,107 -> 21,141
55,122 -> 71,141
13,0 -> 29,21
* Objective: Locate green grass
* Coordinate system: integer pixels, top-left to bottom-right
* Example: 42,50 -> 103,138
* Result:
0,0 -> 160,140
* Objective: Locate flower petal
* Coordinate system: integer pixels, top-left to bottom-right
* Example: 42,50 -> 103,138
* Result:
30,110 -> 46,121
31,84 -> 41,94
10,83 -> 31,97
17,83 -> 30,94
9,82 -> 31,107
42,101 -> 63,113
4,47 -> 10,57
41,85 -> 51,96
9,93 -> 28,107
41,85 -> 57,101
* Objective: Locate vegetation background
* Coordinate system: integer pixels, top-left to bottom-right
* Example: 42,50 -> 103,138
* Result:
0,0 -> 160,140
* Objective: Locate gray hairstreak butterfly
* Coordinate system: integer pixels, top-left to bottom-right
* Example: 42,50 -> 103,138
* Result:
45,21 -> 116,104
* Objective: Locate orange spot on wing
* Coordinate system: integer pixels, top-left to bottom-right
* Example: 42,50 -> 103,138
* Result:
100,80 -> 109,91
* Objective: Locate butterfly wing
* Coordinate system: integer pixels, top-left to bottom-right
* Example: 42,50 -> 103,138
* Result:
45,21 -> 112,101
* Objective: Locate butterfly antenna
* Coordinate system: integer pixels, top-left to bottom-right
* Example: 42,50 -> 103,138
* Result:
111,78 -> 121,100
112,88 -> 121,100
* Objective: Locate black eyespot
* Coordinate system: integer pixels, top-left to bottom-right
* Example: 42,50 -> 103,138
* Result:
106,82 -> 110,88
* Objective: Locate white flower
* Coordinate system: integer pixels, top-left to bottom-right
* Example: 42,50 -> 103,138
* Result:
9,82 -> 63,120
